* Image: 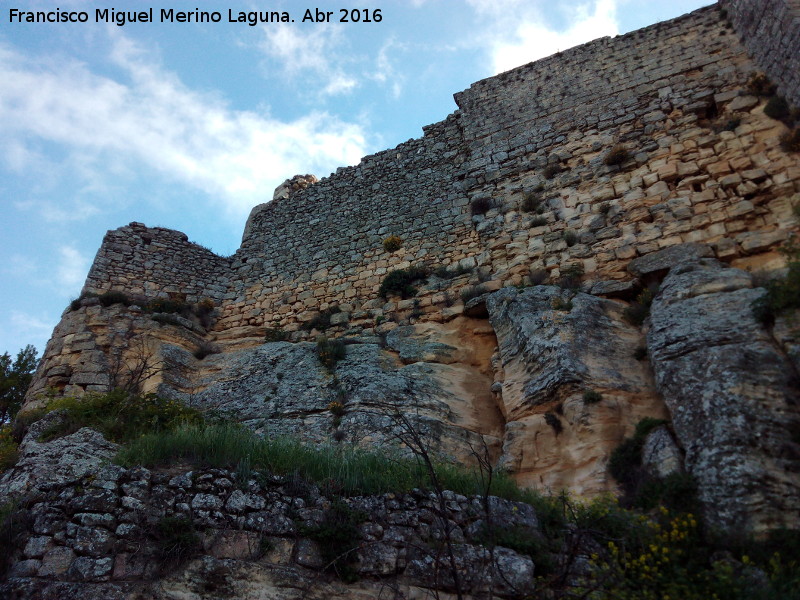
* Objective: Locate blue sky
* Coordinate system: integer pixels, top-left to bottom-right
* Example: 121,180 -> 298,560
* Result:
0,0 -> 714,357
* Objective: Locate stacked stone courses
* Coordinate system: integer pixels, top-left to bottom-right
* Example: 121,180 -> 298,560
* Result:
66,2 -> 800,338
721,0 -> 800,106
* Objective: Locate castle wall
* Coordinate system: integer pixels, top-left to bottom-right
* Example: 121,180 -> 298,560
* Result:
720,0 -> 800,106
83,222 -> 232,304
69,3 -> 800,338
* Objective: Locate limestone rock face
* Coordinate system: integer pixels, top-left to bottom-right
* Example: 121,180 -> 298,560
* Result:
0,411 -> 118,502
647,258 -> 800,532
161,327 -> 503,465
486,286 -> 668,496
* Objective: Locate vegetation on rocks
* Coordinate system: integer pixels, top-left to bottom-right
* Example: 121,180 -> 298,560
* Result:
382,234 -> 403,252
752,237 -> 800,324
316,337 -> 346,370
18,389 -> 203,445
0,345 -> 37,424
378,265 -> 428,298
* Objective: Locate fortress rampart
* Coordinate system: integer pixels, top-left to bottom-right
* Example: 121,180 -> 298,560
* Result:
47,1 -> 799,389
80,4 -> 800,333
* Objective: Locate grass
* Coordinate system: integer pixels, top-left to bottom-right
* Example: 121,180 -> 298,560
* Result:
27,389 -> 203,445
460,284 -> 487,303
604,145 -> 629,166
114,421 -> 550,504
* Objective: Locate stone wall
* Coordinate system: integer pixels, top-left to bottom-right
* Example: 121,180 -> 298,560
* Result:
1,464 -> 537,599
83,222 -> 232,305
68,4 -> 800,338
720,0 -> 800,106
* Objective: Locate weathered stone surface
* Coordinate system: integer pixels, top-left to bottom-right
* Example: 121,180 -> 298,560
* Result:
67,556 -> 113,581
627,243 -> 714,278
38,546 -> 76,577
641,426 -> 684,479
386,325 -> 458,364
486,286 -> 667,495
170,327 -> 502,467
0,411 -> 118,502
647,259 -> 800,532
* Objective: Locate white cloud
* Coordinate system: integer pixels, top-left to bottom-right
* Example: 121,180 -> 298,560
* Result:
57,245 -> 90,290
491,0 -> 619,73
257,24 -> 359,97
10,311 -> 54,337
457,0 -> 620,74
3,254 -> 38,278
0,34 -> 369,221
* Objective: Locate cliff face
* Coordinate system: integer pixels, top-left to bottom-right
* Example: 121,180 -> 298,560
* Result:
4,2 -> 800,595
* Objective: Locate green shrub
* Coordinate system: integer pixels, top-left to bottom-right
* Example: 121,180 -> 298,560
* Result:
35,389 -> 203,444
604,145 -> 629,166
0,426 -> 19,473
634,472 -> 698,513
551,296 -> 573,311
764,95 -> 790,120
608,417 -> 669,499
317,337 -> 346,370
476,522 -> 556,575
780,127 -> 800,153
152,313 -> 184,327
558,263 -> 584,290
145,298 -> 190,315
752,238 -> 800,325
583,390 -> 603,404
302,306 -> 341,332
300,500 -> 365,582
154,516 -> 200,567
470,197 -> 492,215
99,290 -> 131,307
433,263 -> 472,279
624,286 -> 657,326
747,71 -> 776,96
563,230 -> 578,247
382,235 -> 403,252
264,328 -> 289,342
194,298 -> 216,328
193,341 -> 220,360
379,265 -> 428,298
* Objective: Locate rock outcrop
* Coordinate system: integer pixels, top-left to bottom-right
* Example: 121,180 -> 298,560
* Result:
647,256 -> 800,531
486,286 -> 667,496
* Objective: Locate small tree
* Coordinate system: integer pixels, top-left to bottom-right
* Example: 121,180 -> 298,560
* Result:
0,345 -> 38,423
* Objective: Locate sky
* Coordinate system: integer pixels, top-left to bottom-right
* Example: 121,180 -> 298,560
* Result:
0,0 -> 715,357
